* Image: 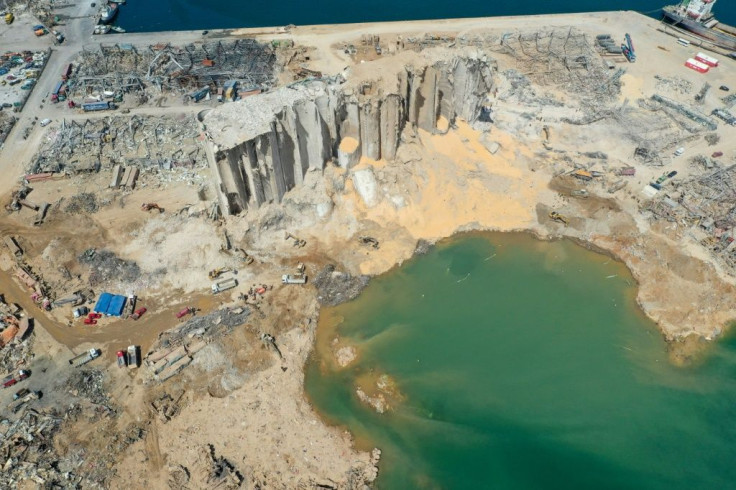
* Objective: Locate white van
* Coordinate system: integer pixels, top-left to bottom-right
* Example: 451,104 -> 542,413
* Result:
40,118 -> 51,127
674,147 -> 685,156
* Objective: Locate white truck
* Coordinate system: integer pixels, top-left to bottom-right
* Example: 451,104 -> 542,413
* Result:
69,348 -> 100,367
127,345 -> 139,369
211,278 -> 237,294
282,274 -> 307,285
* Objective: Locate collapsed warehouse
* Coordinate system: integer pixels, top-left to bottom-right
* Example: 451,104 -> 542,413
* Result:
66,40 -> 277,103
29,114 -> 205,174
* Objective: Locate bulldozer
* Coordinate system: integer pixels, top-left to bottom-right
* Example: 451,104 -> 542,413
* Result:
141,203 -> 164,213
208,267 -> 231,280
549,211 -> 568,225
285,232 -> 306,248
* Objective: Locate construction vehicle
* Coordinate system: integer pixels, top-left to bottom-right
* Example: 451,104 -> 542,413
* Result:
282,274 -> 307,284
234,248 -> 254,264
176,306 -> 195,319
127,345 -> 139,369
209,267 -> 231,279
117,350 -> 127,368
69,348 -> 100,367
285,232 -> 306,247
5,13 -> 14,24
131,307 -> 147,320
358,236 -> 380,249
549,212 -> 569,225
141,203 -> 164,213
212,278 -> 238,294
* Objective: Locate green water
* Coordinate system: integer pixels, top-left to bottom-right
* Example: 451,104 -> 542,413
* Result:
305,233 -> 736,489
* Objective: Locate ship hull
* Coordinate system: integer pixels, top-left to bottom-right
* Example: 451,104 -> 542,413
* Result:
663,8 -> 736,51
99,5 -> 119,25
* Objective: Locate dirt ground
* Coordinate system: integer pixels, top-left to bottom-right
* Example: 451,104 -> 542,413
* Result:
1,9 -> 736,489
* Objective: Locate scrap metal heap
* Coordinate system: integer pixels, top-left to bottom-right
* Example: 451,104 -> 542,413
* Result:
642,163 -> 736,273
30,114 -> 205,174
69,40 -> 277,100
495,28 -> 617,101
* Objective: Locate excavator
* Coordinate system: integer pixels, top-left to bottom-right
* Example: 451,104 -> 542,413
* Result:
141,203 -> 164,213
285,232 -> 306,248
208,267 -> 231,279
549,211 -> 569,225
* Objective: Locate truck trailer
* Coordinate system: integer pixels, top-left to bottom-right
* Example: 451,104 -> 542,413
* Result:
82,101 -> 112,112
127,345 -> 139,368
211,278 -> 237,294
69,348 -> 100,367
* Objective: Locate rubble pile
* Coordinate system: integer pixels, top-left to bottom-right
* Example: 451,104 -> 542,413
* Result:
0,330 -> 34,375
64,192 -> 99,214
150,390 -> 186,423
65,368 -> 110,406
0,113 -> 17,148
495,28 -> 619,102
78,248 -> 141,287
145,307 -> 250,382
0,409 -> 66,488
654,75 -> 694,95
168,444 -> 244,489
155,307 -> 251,351
70,40 -> 276,100
312,264 -> 370,306
642,164 -> 736,273
30,114 -> 205,175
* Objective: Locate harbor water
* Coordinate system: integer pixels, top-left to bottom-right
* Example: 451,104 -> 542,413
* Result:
304,233 -> 736,489
119,1 -> 736,32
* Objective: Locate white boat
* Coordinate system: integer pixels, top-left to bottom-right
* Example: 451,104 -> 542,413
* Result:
110,25 -> 126,33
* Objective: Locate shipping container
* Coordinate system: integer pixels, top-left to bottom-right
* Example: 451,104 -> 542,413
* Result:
61,63 -> 72,80
685,58 -> 709,73
695,52 -> 718,67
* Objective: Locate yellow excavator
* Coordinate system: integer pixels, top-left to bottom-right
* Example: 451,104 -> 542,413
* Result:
208,267 -> 231,279
549,211 -> 568,225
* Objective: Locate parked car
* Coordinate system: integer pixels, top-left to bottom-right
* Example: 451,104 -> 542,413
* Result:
39,118 -> 51,127
720,85 -> 730,91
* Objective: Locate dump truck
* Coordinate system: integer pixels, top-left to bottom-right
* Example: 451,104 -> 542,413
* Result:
282,274 -> 307,285
127,345 -> 139,368
69,348 -> 100,367
211,278 -> 237,294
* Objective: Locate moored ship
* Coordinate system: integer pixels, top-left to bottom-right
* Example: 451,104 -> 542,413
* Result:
99,2 -> 119,25
662,0 -> 736,51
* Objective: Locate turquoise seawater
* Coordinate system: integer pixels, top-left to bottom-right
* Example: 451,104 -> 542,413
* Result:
118,1 -> 736,32
305,233 -> 736,489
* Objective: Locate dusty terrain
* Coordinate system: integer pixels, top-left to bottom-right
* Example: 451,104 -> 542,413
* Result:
0,7 -> 735,489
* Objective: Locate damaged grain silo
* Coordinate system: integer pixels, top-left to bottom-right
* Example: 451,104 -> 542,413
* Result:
202,56 -> 495,215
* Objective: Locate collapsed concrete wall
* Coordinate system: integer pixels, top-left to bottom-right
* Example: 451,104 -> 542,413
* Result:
202,57 -> 494,215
